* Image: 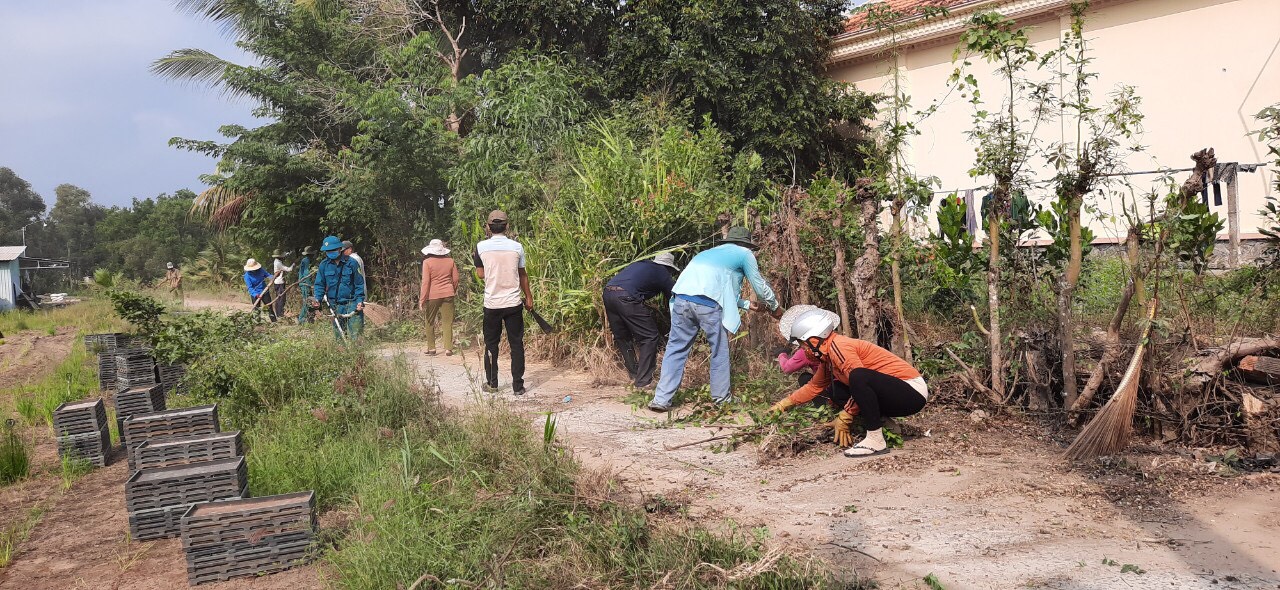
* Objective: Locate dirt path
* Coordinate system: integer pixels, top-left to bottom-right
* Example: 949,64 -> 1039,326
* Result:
0,324 -> 317,589
0,446 -> 319,590
384,343 -> 1280,590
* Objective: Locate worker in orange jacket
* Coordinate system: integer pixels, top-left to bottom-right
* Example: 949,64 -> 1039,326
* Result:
769,305 -> 928,457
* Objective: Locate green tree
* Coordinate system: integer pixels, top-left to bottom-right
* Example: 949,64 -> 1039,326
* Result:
0,167 -> 46,244
952,11 -> 1054,396
605,0 -> 873,180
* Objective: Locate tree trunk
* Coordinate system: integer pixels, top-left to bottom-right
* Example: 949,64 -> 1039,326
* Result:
987,189 -> 1005,396
1059,197 -> 1084,408
831,190 -> 853,337
1071,149 -> 1218,421
1126,225 -> 1145,306
852,178 -> 881,342
784,189 -> 812,305
889,204 -> 910,360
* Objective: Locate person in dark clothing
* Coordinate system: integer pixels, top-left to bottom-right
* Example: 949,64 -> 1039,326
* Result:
604,252 -> 680,388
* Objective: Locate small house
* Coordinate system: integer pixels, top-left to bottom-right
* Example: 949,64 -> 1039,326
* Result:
0,246 -> 26,311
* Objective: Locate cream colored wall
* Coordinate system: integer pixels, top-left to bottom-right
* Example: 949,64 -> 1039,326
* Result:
830,0 -> 1280,242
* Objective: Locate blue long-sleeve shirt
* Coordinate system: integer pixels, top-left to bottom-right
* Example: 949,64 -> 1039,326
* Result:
297,256 -> 312,288
244,268 -> 272,299
313,254 -> 366,305
670,243 -> 778,334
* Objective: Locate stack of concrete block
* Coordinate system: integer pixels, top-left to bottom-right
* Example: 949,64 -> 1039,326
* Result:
114,350 -> 158,390
112,383 -> 166,437
180,492 -> 317,585
84,332 -> 129,351
134,431 -> 242,472
125,457 -> 248,540
122,405 -> 219,471
97,353 -> 119,392
157,363 -> 187,395
87,333 -> 141,391
52,398 -> 111,467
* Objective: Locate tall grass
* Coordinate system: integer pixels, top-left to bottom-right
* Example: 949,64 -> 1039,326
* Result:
0,422 -> 30,485
7,340 -> 99,427
0,298 -> 122,337
189,328 -> 845,589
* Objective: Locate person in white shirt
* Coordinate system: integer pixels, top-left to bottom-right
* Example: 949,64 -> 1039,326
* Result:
270,250 -> 293,320
473,210 -> 534,395
342,240 -> 366,290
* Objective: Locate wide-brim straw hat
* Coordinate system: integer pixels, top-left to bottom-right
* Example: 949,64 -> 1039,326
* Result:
243,258 -> 262,272
421,239 -> 450,256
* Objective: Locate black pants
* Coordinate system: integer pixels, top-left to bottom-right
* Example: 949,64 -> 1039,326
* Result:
251,293 -> 277,321
272,284 -> 288,319
603,290 -> 661,386
830,368 -> 926,430
483,305 -> 525,391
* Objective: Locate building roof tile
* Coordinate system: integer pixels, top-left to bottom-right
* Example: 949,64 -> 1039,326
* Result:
844,0 -> 976,33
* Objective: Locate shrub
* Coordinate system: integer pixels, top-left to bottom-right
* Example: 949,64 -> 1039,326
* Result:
0,422 -> 31,485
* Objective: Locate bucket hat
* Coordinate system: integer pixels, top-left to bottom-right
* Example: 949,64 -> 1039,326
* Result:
653,252 -> 680,271
422,239 -> 450,256
717,226 -> 758,250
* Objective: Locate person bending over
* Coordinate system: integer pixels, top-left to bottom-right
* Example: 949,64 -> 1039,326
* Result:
769,305 -> 928,457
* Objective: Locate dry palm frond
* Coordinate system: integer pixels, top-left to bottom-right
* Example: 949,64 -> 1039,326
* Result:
192,185 -> 251,230
362,301 -> 393,326
1065,297 -> 1160,462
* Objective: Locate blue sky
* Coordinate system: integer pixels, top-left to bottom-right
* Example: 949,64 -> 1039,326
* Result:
0,0 -> 259,208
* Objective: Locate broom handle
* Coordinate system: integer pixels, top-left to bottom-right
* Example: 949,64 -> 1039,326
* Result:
1111,296 -> 1160,396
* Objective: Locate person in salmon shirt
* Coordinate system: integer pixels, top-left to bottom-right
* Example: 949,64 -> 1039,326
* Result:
419,239 -> 460,356
768,305 -> 928,457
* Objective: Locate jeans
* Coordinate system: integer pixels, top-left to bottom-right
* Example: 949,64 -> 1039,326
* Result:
423,296 -> 455,351
483,304 -> 525,391
651,297 -> 731,405
331,302 -> 364,341
603,290 -> 660,387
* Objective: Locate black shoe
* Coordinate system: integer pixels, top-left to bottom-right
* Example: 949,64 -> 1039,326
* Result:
513,383 -> 526,396
647,402 -> 671,413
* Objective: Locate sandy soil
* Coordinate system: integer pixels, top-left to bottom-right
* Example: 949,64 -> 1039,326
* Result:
4,323 -> 1276,589
0,325 -> 317,589
0,445 -> 319,590
0,326 -> 75,392
382,343 -> 1280,590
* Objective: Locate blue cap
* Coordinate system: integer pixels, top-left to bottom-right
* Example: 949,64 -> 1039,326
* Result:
320,235 -> 344,252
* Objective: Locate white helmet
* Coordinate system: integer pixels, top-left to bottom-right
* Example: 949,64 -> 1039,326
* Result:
778,305 -> 840,342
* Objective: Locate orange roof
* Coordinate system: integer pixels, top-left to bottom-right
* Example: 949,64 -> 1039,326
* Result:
844,0 -> 975,33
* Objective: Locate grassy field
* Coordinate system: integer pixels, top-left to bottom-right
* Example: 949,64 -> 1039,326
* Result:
173,323 -> 850,589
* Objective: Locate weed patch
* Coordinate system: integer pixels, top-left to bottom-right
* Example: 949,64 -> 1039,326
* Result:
0,421 -> 31,484
0,505 -> 45,568
5,340 -> 98,426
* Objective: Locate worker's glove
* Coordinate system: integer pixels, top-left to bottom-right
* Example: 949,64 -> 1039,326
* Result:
768,397 -> 798,413
310,300 -> 320,309
827,411 -> 855,447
